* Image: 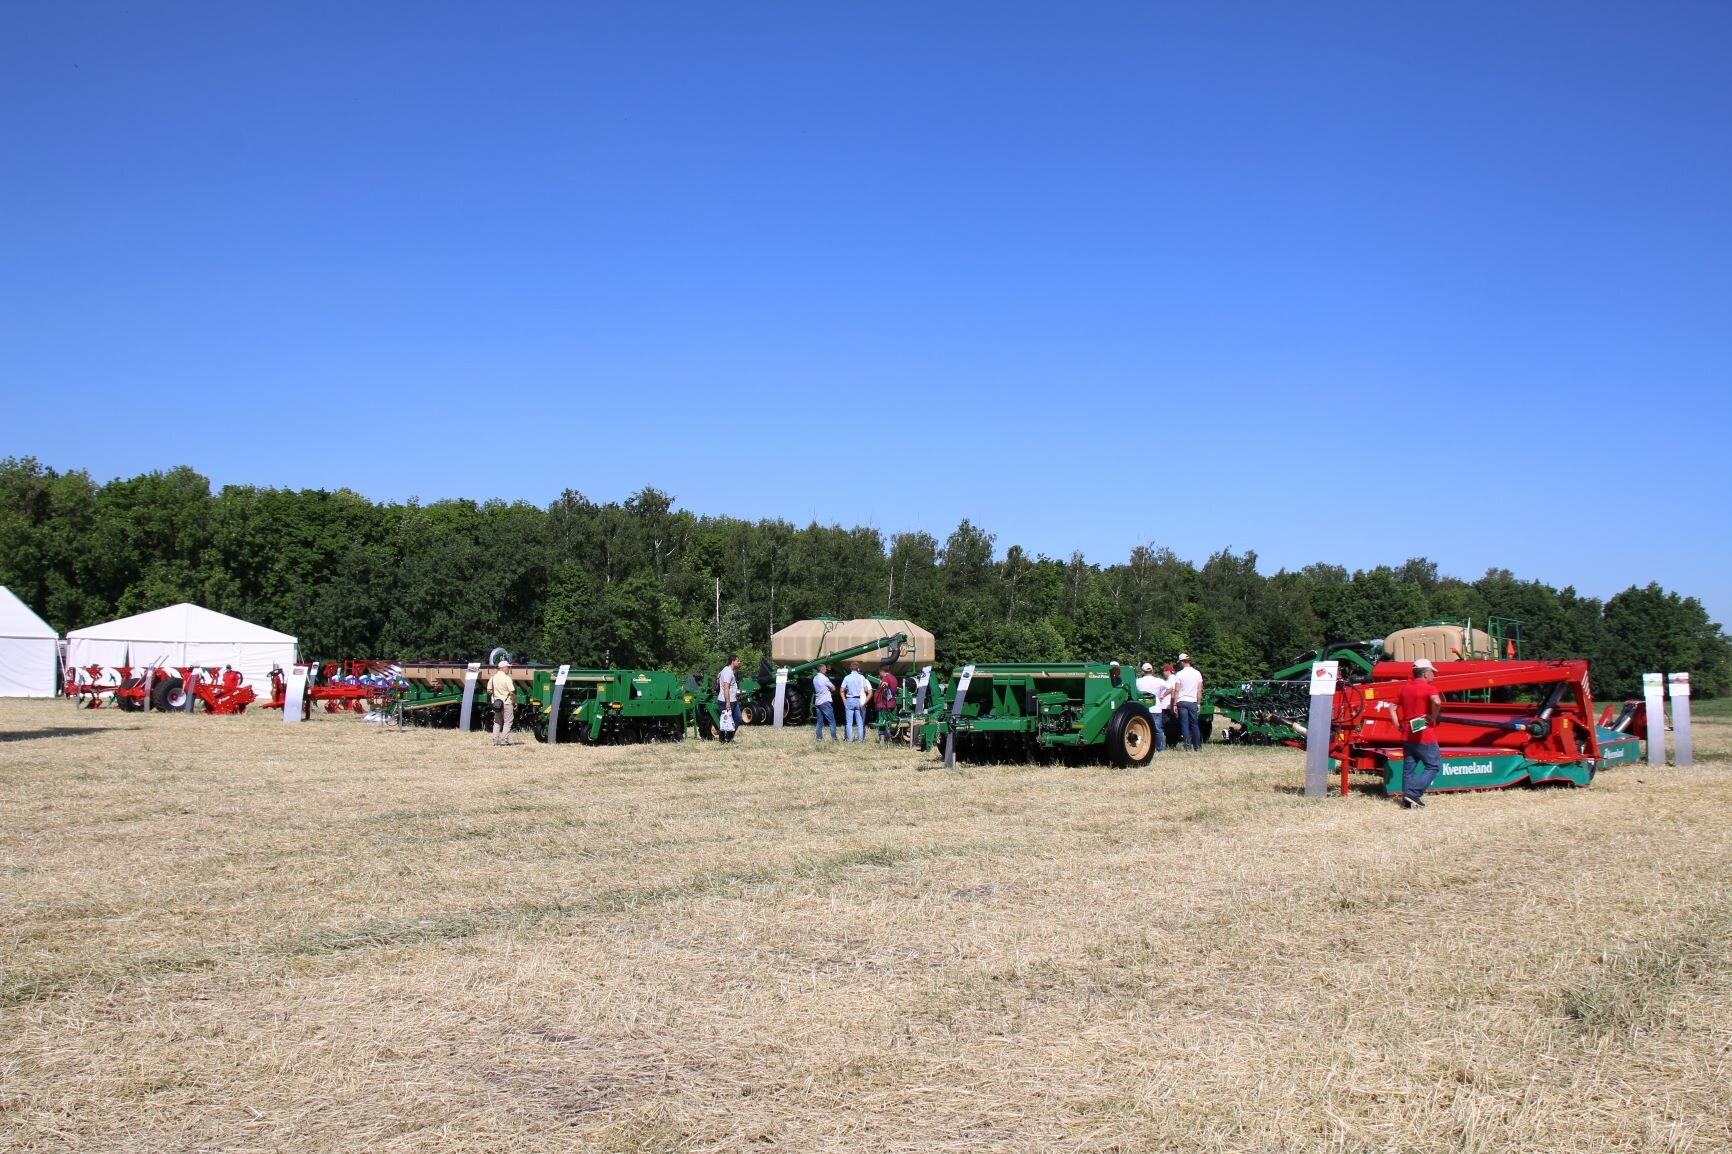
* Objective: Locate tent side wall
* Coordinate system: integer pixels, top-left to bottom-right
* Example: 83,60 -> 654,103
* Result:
0,634 -> 59,697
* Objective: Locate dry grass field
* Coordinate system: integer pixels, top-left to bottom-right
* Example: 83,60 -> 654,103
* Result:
3,699 -> 1729,1153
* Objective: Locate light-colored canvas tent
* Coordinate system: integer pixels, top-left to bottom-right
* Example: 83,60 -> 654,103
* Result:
65,604 -> 297,693
0,586 -> 60,697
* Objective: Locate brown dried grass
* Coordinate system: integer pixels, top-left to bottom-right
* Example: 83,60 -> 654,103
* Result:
2,700 -> 1729,1152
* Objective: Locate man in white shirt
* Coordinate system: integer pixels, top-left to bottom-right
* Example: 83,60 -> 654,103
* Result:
1173,652 -> 1205,751
811,663 -> 838,742
716,655 -> 742,743
1134,662 -> 1167,753
840,660 -> 872,743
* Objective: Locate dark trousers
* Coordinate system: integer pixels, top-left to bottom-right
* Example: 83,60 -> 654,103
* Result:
1402,741 -> 1442,801
1177,701 -> 1202,750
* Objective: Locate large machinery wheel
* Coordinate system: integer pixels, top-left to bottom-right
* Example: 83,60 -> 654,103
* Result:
1106,703 -> 1157,768
116,677 -> 143,712
152,677 -> 188,712
782,693 -> 807,726
696,707 -> 716,741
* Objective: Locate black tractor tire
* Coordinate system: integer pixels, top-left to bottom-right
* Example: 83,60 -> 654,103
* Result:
116,677 -> 143,712
739,702 -> 760,727
782,693 -> 807,726
1199,714 -> 1214,744
152,677 -> 187,712
1106,702 -> 1158,769
696,706 -> 716,741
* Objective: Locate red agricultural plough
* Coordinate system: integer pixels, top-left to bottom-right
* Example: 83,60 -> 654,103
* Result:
263,660 -> 399,716
65,664 -> 257,714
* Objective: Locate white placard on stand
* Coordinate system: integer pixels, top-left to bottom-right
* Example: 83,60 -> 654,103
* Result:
1642,673 -> 1666,766
1669,672 -> 1693,768
458,662 -> 483,733
283,665 -> 309,723
1303,661 -> 1340,798
773,667 -> 789,727
547,664 -> 571,745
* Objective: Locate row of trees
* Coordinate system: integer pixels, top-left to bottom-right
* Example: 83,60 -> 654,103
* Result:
2,458 -> 1726,697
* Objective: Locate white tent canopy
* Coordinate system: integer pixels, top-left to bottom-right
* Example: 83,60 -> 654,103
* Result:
0,586 -> 59,697
66,604 -> 297,693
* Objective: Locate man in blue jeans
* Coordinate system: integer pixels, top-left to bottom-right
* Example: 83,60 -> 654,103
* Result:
811,663 -> 839,742
1172,653 -> 1205,751
1395,657 -> 1444,808
840,660 -> 871,742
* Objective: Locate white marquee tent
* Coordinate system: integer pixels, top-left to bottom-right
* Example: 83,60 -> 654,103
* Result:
0,586 -> 59,697
65,604 -> 297,693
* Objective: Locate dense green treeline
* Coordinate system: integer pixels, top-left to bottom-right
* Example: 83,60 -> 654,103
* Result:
3,458 -> 1726,696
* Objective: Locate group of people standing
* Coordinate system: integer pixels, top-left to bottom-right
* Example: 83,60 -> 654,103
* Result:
810,660 -> 898,743
715,655 -> 901,744
1132,652 -> 1206,752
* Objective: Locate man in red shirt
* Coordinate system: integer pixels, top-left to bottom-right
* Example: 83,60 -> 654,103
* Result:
873,668 -> 900,744
1395,657 -> 1444,808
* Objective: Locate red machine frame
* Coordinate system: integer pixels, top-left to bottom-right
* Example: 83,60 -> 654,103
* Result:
1329,659 -> 1602,796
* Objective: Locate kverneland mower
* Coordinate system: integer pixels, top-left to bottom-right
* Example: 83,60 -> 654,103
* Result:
1328,658 -> 1642,797
914,661 -> 1159,767
1209,617 -> 1525,745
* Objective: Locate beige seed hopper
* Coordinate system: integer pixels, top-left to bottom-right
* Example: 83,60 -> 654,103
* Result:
770,617 -> 935,673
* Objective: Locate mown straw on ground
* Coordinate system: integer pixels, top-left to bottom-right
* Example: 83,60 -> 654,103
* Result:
2,699 -> 1728,1152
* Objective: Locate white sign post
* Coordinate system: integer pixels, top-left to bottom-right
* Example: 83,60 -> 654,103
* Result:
458,661 -> 483,733
283,665 -> 309,723
943,664 -> 976,771
1643,673 -> 1666,766
772,667 -> 789,727
1303,661 -> 1340,798
547,664 -> 571,745
1669,672 -> 1692,768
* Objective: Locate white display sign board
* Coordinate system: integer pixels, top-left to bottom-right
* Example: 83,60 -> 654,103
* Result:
547,664 -> 571,745
1303,661 -> 1340,797
1669,672 -> 1692,768
1643,673 -> 1666,766
458,661 -> 482,733
773,667 -> 789,727
283,665 -> 309,723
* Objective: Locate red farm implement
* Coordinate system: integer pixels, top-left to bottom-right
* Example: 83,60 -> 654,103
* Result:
263,661 -> 397,715
1328,659 -> 1643,797
66,665 -> 256,713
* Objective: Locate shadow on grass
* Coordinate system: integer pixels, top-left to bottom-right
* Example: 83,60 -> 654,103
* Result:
1268,780 -> 1392,799
0,726 -> 135,743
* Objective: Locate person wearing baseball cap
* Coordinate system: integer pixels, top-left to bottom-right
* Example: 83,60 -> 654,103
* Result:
1173,653 -> 1204,751
1395,658 -> 1443,808
487,658 -> 516,747
1134,662 -> 1166,753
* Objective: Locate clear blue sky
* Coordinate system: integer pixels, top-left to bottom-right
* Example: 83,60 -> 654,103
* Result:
3,1 -> 1729,623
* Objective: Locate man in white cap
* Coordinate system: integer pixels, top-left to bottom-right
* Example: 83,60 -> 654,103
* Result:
1395,657 -> 1444,808
1173,653 -> 1204,751
1135,662 -> 1167,752
487,658 -> 516,746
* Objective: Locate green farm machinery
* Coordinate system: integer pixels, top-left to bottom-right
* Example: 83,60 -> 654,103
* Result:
526,667 -> 718,745
913,662 -> 1161,767
395,661 -> 542,733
